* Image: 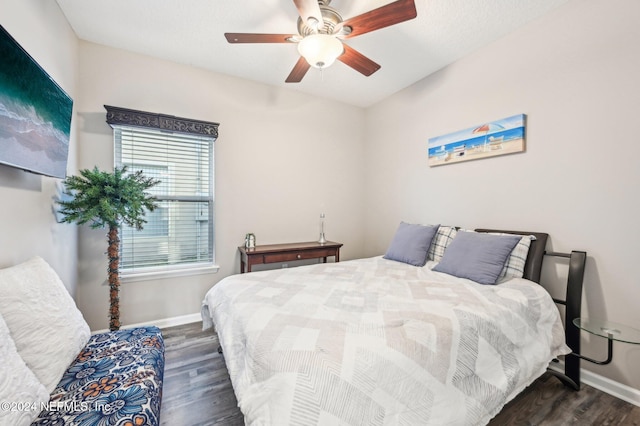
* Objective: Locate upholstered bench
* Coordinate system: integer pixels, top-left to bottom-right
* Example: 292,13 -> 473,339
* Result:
0,257 -> 165,426
31,326 -> 165,425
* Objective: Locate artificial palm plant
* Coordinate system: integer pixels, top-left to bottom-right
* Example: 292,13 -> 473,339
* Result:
58,166 -> 159,331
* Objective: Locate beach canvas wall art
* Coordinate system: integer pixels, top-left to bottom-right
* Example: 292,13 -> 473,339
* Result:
0,25 -> 73,179
428,114 -> 526,167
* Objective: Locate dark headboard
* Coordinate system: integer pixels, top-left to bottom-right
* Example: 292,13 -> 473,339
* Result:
475,229 -> 549,283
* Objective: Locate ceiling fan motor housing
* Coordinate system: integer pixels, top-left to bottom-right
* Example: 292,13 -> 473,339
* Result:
297,2 -> 343,36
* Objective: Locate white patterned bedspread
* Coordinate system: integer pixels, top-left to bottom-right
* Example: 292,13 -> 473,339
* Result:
201,256 -> 570,425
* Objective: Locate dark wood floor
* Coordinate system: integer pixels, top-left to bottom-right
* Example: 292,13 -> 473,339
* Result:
160,322 -> 243,426
160,322 -> 640,425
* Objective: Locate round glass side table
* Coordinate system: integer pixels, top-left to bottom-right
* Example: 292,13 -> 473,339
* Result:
572,318 -> 640,365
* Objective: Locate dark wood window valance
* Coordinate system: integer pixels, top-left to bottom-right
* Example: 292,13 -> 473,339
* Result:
104,105 -> 219,138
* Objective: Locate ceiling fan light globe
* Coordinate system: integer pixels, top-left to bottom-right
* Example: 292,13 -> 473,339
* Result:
297,34 -> 343,69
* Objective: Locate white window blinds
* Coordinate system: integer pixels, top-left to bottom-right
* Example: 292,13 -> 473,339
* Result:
114,126 -> 214,272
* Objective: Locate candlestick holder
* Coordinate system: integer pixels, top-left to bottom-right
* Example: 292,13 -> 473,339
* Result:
318,213 -> 327,244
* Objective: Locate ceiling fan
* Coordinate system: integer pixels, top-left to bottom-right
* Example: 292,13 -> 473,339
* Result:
225,0 -> 417,83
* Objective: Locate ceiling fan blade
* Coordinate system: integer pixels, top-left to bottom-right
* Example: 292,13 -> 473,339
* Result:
285,57 -> 311,83
341,0 -> 417,39
293,0 -> 324,28
338,44 -> 381,76
225,33 -> 297,43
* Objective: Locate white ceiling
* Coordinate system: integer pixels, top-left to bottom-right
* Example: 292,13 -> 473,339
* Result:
55,0 -> 569,108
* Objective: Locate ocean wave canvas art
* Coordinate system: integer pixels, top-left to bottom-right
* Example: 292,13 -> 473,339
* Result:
0,25 -> 73,179
428,114 -> 526,167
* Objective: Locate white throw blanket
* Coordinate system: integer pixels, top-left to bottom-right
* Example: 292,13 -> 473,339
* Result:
202,257 -> 570,425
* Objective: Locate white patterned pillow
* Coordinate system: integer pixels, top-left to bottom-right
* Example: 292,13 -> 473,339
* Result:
0,312 -> 50,425
499,235 -> 536,280
428,226 -> 458,262
0,257 -> 90,392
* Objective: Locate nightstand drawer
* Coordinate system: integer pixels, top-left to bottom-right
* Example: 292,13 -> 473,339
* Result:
238,241 -> 342,273
264,248 -> 334,263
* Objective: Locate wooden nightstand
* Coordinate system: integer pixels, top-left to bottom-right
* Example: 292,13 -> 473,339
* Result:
238,241 -> 343,273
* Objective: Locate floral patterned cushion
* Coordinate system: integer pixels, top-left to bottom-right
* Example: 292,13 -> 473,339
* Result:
31,326 -> 164,426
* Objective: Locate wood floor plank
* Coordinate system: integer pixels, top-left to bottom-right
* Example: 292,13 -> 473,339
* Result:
160,322 -> 640,425
160,322 -> 243,426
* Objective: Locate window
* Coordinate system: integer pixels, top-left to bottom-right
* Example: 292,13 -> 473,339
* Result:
106,106 -> 219,278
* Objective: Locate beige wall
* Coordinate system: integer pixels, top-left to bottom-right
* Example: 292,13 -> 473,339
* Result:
0,0 -> 79,293
74,42 -> 367,330
364,0 -> 640,389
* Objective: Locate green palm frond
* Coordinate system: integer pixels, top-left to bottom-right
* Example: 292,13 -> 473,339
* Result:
57,166 -> 160,229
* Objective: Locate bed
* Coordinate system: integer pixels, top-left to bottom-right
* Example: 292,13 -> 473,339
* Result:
201,226 -> 571,425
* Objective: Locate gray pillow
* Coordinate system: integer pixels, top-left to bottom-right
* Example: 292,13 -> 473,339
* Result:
383,222 -> 440,266
432,231 -> 521,284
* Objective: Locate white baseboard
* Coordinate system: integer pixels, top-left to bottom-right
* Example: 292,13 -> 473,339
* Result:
92,312 -> 202,334
549,363 -> 640,407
